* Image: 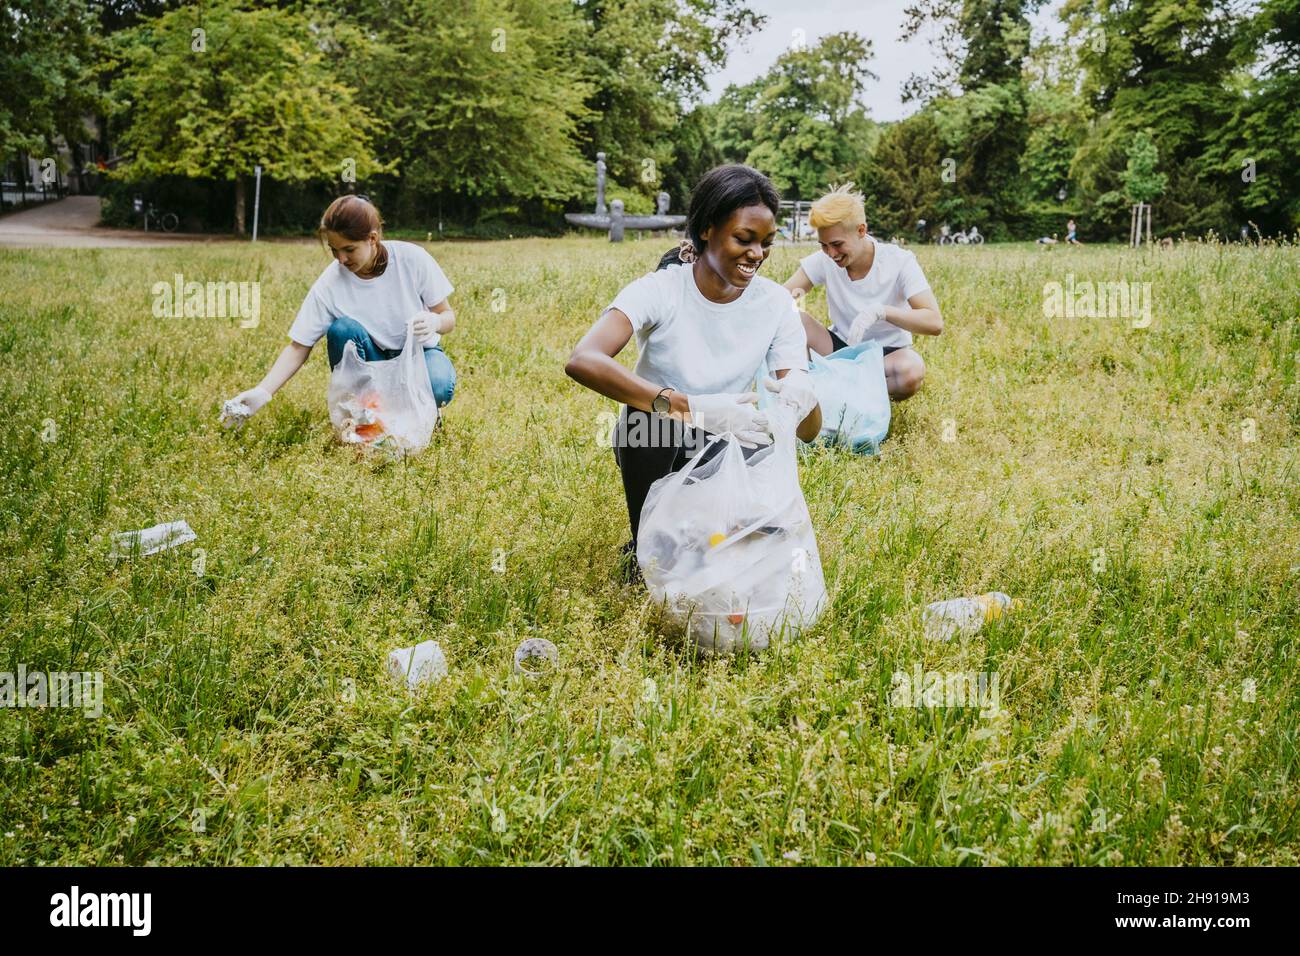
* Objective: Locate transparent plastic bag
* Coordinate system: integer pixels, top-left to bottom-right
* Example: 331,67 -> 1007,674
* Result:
810,341 -> 891,453
637,404 -> 827,655
327,323 -> 438,454
757,342 -> 891,453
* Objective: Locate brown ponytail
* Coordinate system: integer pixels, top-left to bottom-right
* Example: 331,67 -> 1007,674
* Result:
319,194 -> 388,277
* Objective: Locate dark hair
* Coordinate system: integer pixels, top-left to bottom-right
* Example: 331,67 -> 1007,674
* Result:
319,193 -> 383,242
319,193 -> 387,275
656,164 -> 781,270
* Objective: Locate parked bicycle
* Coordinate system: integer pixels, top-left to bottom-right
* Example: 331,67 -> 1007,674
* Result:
135,197 -> 179,232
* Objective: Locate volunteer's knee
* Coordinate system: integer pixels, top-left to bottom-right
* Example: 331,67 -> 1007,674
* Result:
888,349 -> 925,400
424,347 -> 456,406
325,316 -> 366,368
800,310 -> 833,356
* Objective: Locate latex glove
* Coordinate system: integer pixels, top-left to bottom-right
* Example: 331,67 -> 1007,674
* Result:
221,386 -> 271,429
763,368 -> 818,420
409,312 -> 442,346
846,303 -> 888,345
687,392 -> 772,448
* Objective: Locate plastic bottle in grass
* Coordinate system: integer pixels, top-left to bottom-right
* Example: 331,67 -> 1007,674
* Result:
923,592 -> 1022,641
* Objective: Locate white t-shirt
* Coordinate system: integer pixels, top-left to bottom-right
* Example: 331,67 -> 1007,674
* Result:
800,238 -> 930,348
606,263 -> 808,398
288,240 -> 454,350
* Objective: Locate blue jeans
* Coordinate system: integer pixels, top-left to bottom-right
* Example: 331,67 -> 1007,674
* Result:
325,316 -> 456,407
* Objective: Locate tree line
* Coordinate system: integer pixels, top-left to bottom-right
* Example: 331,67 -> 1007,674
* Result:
3,0 -> 1294,239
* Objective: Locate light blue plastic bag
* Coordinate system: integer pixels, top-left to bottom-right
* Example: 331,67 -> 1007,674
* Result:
757,341 -> 891,454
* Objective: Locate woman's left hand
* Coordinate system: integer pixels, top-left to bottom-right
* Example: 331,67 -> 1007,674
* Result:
763,369 -> 818,420
410,312 -> 442,344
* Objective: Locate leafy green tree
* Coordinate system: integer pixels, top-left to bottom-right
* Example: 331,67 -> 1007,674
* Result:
1123,129 -> 1166,204
902,0 -> 1041,231
106,0 -> 389,233
1063,0 -> 1249,235
701,77 -> 763,167
349,0 -> 595,219
1019,35 -> 1087,205
661,104 -> 724,211
1208,0 -> 1300,232
711,32 -> 878,199
573,1 -> 763,200
0,0 -> 103,161
856,111 -> 947,236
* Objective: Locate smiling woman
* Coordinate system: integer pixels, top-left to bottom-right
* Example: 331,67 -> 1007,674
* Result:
564,164 -> 822,574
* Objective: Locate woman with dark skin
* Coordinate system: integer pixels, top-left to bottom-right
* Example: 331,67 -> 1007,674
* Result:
566,165 -> 821,567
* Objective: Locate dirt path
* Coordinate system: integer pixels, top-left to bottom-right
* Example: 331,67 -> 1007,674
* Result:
0,196 -> 222,248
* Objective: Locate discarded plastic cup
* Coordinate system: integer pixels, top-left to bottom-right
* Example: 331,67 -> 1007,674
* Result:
387,640 -> 448,689
512,638 -> 558,679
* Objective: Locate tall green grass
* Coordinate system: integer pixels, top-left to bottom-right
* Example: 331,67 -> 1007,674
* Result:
0,237 -> 1296,864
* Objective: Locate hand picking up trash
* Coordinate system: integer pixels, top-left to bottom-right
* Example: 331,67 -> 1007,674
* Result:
219,195 -> 457,454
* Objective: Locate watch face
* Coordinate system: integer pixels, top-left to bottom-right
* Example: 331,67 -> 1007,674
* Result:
652,395 -> 669,414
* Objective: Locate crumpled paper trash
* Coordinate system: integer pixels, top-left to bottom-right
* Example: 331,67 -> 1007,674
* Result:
220,399 -> 253,431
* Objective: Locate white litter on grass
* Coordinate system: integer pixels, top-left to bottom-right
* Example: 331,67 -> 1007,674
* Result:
387,640 -> 448,690
923,592 -> 1021,641
220,399 -> 253,430
110,520 -> 197,559
512,638 -> 558,679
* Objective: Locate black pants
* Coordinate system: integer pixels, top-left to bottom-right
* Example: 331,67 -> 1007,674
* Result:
612,407 -> 735,549
828,327 -> 905,355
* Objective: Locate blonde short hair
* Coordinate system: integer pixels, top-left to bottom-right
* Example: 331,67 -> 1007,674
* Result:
809,182 -> 866,230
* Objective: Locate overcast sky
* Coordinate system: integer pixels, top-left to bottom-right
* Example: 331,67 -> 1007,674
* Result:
702,0 -> 1069,122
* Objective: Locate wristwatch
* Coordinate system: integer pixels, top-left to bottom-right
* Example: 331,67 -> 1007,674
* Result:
651,386 -> 674,416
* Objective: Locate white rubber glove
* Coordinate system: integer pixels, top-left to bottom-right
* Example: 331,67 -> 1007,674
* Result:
763,368 -> 818,420
220,386 -> 271,429
687,392 -> 772,448
409,312 -> 442,346
846,303 -> 888,345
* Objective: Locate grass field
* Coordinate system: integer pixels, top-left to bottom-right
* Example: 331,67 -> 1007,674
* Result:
1,236 -> 1296,865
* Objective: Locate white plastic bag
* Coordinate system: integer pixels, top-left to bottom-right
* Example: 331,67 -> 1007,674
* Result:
327,324 -> 438,454
636,404 -> 827,654
109,519 -> 197,559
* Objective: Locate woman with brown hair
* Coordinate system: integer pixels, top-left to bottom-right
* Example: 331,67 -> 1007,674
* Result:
223,194 -> 457,424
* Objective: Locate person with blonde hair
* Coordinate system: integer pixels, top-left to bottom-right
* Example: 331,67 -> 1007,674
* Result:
784,183 -> 942,400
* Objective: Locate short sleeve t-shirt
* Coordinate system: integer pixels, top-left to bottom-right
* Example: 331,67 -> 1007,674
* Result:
800,238 -> 930,348
288,240 -> 454,350
605,263 -> 808,398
